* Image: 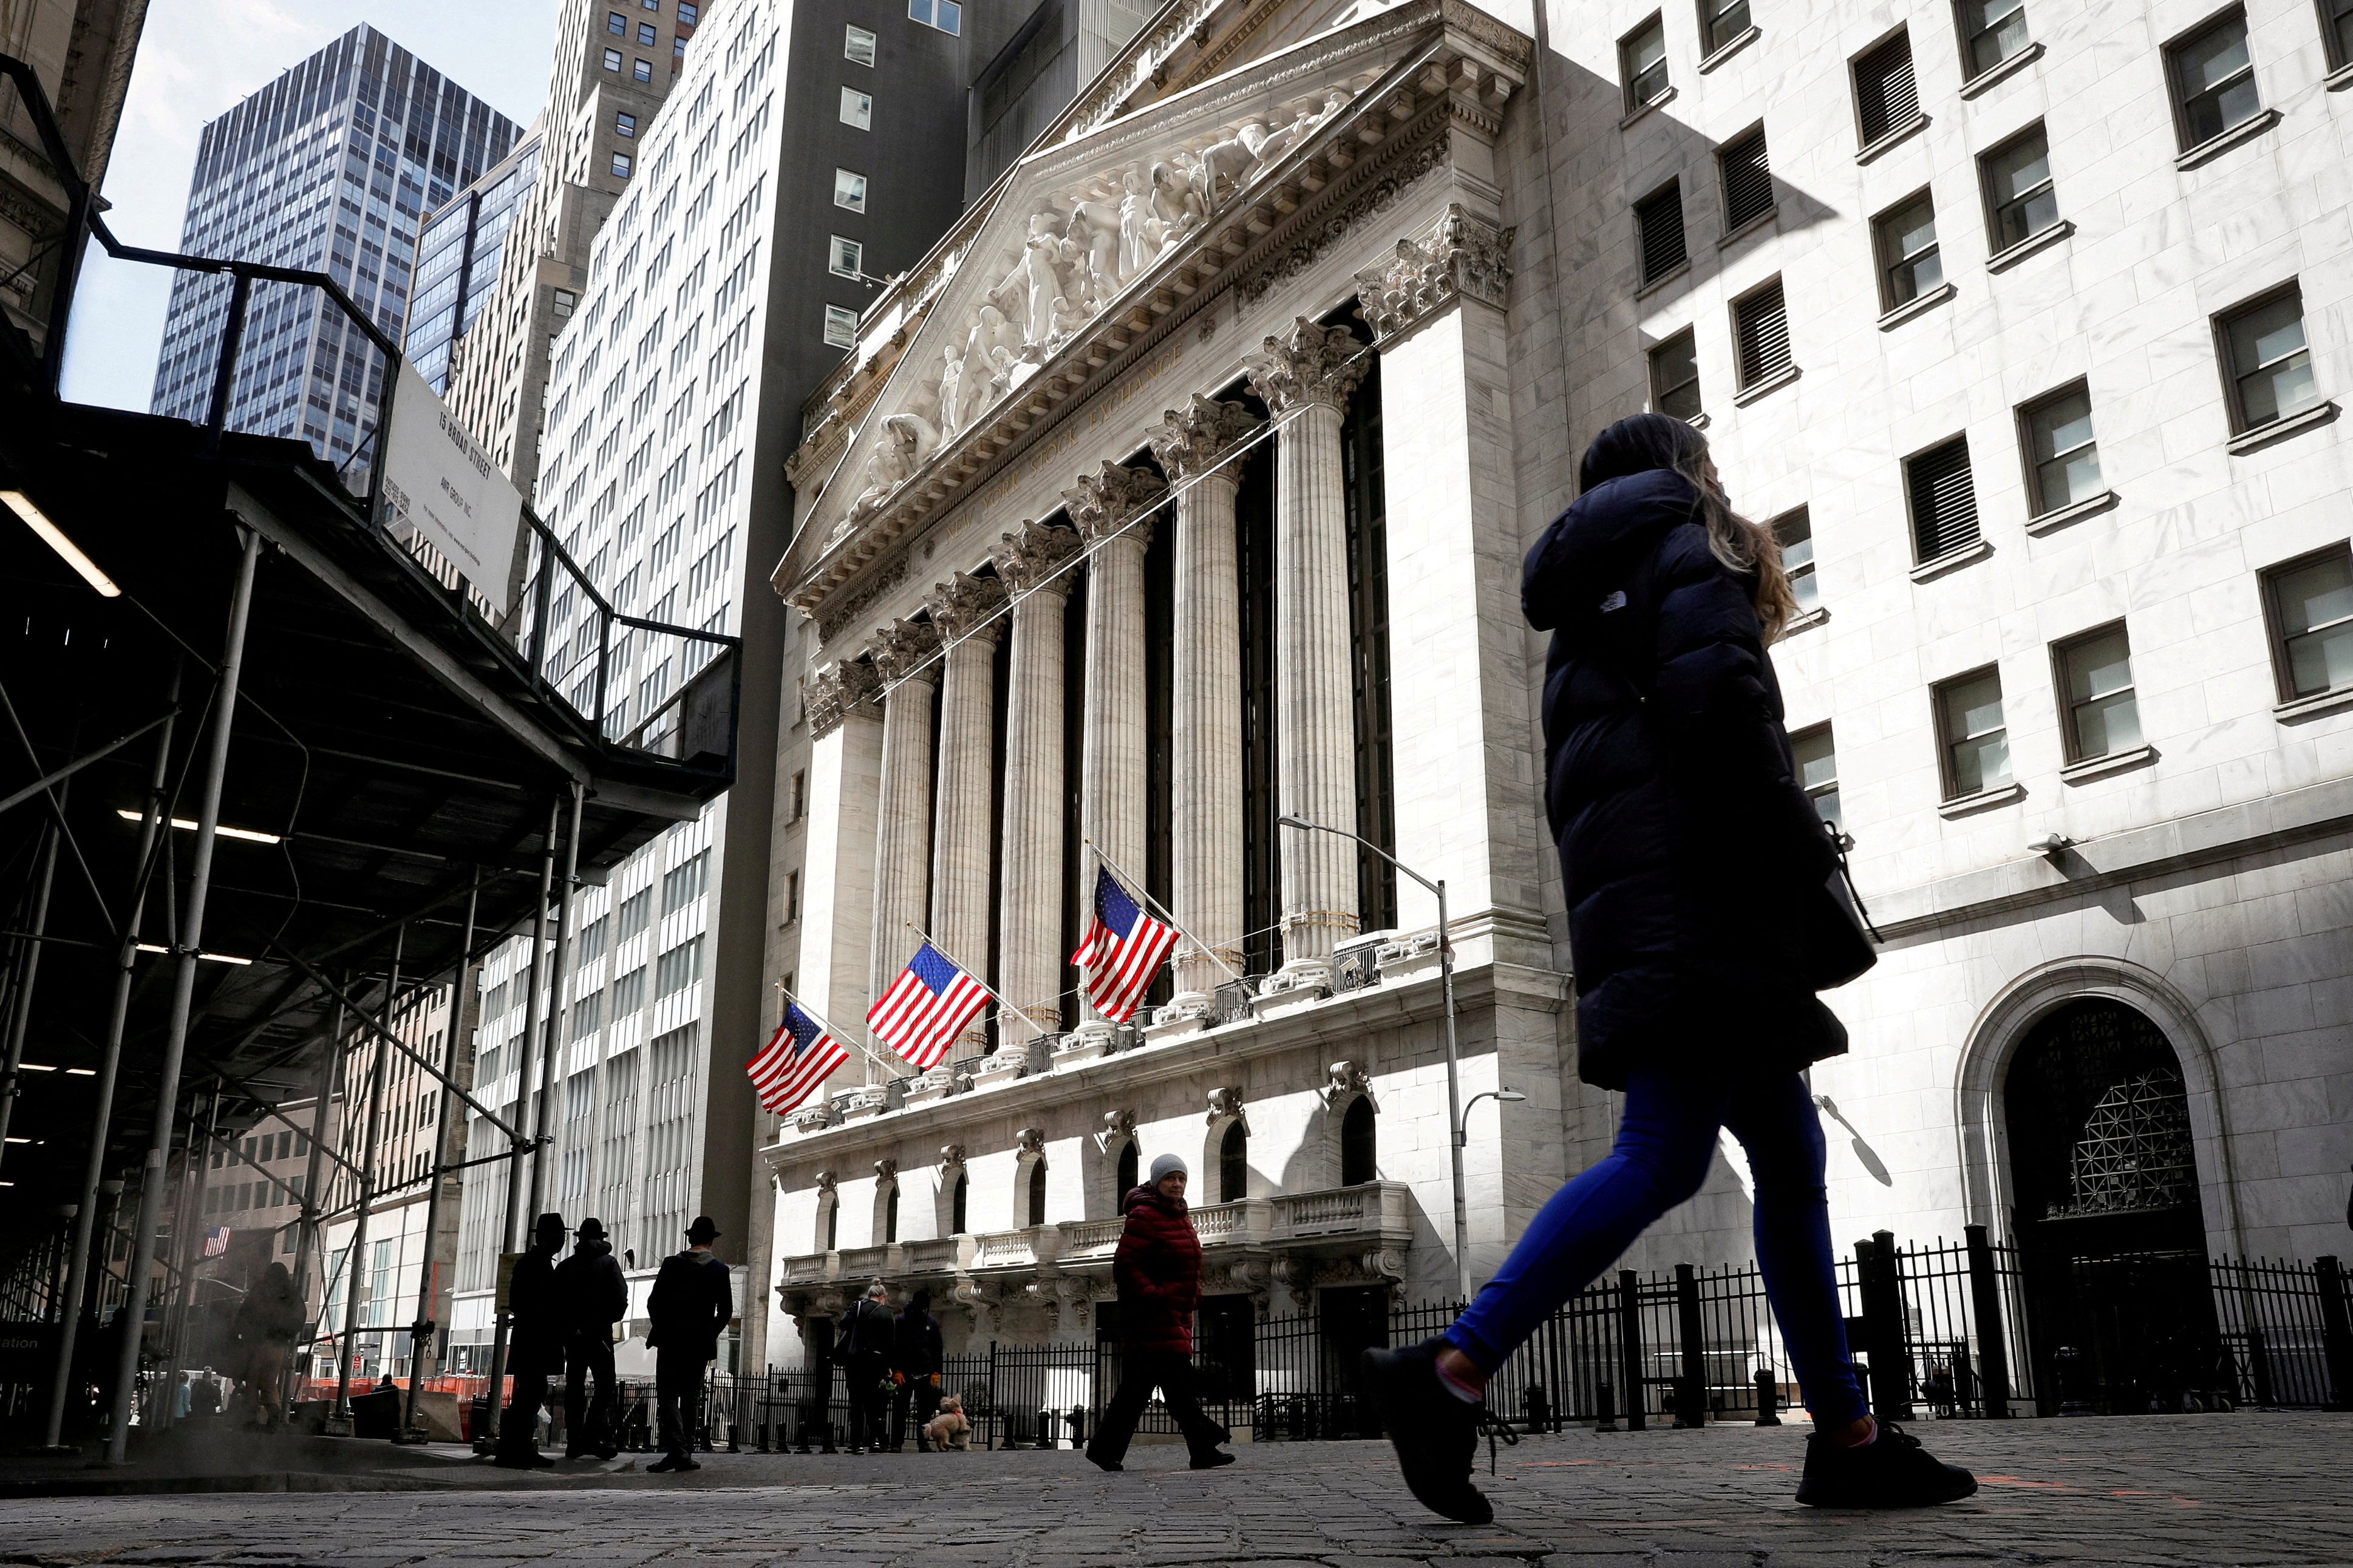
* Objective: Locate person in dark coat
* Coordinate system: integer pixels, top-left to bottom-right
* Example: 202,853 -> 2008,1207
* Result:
836,1280 -> 896,1453
890,1289 -> 945,1451
1363,414 -> 1975,1524
230,1261 -> 301,1428
554,1217 -> 627,1459
495,1211 -> 568,1468
645,1215 -> 733,1473
1085,1154 -> 1231,1472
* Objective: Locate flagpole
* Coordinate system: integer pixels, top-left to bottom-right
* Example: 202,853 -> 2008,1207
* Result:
773,980 -> 910,1079
1082,837 -> 1247,986
902,919 -> 1052,1040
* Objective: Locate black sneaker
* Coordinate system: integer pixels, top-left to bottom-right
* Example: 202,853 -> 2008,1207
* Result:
1361,1340 -> 1492,1526
1188,1450 -> 1236,1470
1796,1422 -> 1978,1508
1084,1447 -> 1122,1473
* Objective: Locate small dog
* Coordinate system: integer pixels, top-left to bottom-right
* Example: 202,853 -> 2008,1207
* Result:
922,1395 -> 972,1451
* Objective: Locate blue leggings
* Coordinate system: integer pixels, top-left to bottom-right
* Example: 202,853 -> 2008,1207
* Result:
1445,1066 -> 1868,1427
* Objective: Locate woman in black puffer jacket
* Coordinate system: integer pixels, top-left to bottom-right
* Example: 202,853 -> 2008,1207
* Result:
1366,415 -> 1976,1523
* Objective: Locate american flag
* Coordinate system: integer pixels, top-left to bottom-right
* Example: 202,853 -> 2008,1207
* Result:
746,1001 -> 849,1115
867,942 -> 989,1071
203,1225 -> 231,1258
1071,867 -> 1180,1023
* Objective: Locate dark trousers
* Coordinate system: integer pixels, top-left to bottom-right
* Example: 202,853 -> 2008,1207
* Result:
564,1336 -> 617,1454
891,1373 -> 941,1449
1089,1348 -> 1225,1465
844,1351 -> 890,1448
499,1373 -> 550,1454
655,1349 -> 706,1460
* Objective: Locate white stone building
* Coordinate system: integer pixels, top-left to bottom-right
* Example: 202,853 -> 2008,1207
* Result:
754,0 -> 2353,1403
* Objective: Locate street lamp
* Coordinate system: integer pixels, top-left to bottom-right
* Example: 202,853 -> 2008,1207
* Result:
1277,813 -> 1479,1299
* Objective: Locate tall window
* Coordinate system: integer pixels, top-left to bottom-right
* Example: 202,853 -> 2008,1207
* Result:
908,0 -> 962,33
2019,382 -> 2101,514
1026,1159 -> 1047,1226
2167,9 -> 2260,149
1220,1121 -> 1248,1203
1791,724 -> 1841,829
840,87 -> 873,129
823,1195 -> 839,1251
1719,125 -> 1774,231
844,25 -> 876,65
1700,0 -> 1751,54
2217,285 -> 2318,433
1935,667 -> 2011,798
833,169 -> 867,212
884,1183 -> 899,1243
1340,1098 -> 1377,1186
1958,0 -> 2031,78
950,1172 -> 969,1235
1635,180 -> 1687,285
1981,124 -> 2058,251
1238,444 -> 1282,979
1115,1140 -> 1139,1197
1342,351 -> 1397,934
2262,547 -> 2353,701
1621,13 -> 1670,110
823,305 -> 857,348
1731,277 -> 1791,390
1874,192 -> 1941,308
1905,436 -> 1980,563
1852,29 -> 1920,146
2327,0 -> 2353,69
1650,328 -> 1701,420
1774,507 -> 1818,613
2054,624 -> 2140,761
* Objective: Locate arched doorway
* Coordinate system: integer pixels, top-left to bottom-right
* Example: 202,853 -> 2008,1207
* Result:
2003,997 -> 2217,1413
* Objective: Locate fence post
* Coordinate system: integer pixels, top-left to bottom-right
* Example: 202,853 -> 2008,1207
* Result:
1964,1224 -> 2014,1419
1616,1269 -> 1646,1432
987,1340 -> 1000,1451
1856,1233 -> 1915,1420
1673,1263 -> 1706,1428
2317,1257 -> 2353,1413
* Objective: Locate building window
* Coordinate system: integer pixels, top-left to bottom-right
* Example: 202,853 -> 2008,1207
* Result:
1219,1121 -> 1248,1203
845,24 -> 876,65
2019,382 -> 2100,514
1026,1159 -> 1047,1226
607,10 -> 627,34
950,1172 -> 968,1234
2216,285 -> 2318,433
840,87 -> 873,129
1981,124 -> 2058,253
615,112 -> 637,138
1852,29 -> 1921,146
1958,0 -> 2031,77
1731,277 -> 1791,390
610,152 -> 633,178
551,289 -> 576,319
2262,546 -> 2353,701
2326,0 -> 2353,69
1935,667 -> 2011,798
1873,191 -> 1942,308
789,769 -> 808,821
2167,8 -> 2260,149
1719,124 -> 1774,231
602,47 -> 622,71
1115,1140 -> 1139,1197
783,870 -> 800,926
1774,507 -> 1818,613
1700,0 -> 1751,55
884,1183 -> 899,1243
633,56 -> 653,81
1340,1097 -> 1377,1186
1634,180 -> 1686,284
1791,723 -> 1841,830
908,0 -> 962,34
1621,13 -> 1670,110
828,236 -> 863,279
1905,435 -> 1980,563
2055,623 -> 2140,762
833,168 -> 868,212
678,2 -> 698,20
823,1195 -> 838,1252
823,304 -> 857,347
637,21 -> 656,46
1649,328 -> 1701,421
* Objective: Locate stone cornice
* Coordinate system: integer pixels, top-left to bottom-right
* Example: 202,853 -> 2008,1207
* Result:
1146,393 -> 1263,483
1354,201 -> 1514,342
804,659 -> 881,739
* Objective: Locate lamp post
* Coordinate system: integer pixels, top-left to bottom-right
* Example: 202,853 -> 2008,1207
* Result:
1277,814 -> 1479,1298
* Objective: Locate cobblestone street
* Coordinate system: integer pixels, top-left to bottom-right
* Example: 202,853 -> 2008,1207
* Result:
3,1414 -> 2348,1567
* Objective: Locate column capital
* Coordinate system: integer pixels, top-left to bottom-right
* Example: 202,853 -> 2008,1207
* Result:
869,617 -> 941,687
1061,460 -> 1166,549
1244,316 -> 1369,417
927,571 -> 1009,644
995,520 -> 1080,597
804,658 -> 880,738
1354,202 -> 1517,344
1146,395 -> 1264,486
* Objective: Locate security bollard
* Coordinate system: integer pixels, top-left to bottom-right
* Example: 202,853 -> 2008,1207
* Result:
1754,1367 -> 1780,1426
1595,1380 -> 1618,1433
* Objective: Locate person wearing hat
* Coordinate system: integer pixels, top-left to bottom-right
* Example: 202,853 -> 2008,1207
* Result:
1085,1153 -> 1233,1473
645,1215 -> 734,1473
495,1212 -> 568,1468
554,1217 -> 628,1459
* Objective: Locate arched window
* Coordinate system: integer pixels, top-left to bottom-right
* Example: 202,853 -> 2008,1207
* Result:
950,1172 -> 968,1235
1341,1096 -> 1377,1186
1219,1120 -> 1247,1203
1026,1159 -> 1047,1226
1115,1139 -> 1139,1196
884,1183 -> 899,1243
822,1195 -> 839,1252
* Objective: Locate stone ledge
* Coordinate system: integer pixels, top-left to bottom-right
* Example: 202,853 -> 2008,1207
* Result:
1986,219 -> 2074,273
1853,113 -> 1930,166
2227,400 -> 2338,456
1619,84 -> 1678,129
1716,203 -> 1777,251
1909,537 -> 1992,583
2024,488 -> 2118,536
1732,363 -> 1800,406
2060,744 -> 2156,784
2273,684 -> 2353,724
1635,258 -> 1691,300
1697,24 -> 1760,73
1878,281 -> 1955,331
2174,107 -> 2280,171
1958,39 -> 2043,99
1936,780 -> 2026,820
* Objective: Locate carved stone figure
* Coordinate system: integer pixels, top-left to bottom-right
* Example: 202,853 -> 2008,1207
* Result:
1195,122 -> 1265,205
935,340 -> 967,440
1015,1126 -> 1046,1157
1148,160 -> 1205,249
1117,168 -> 1154,280
882,410 -> 938,475
1066,199 -> 1123,308
960,304 -> 1016,415
994,211 -> 1069,347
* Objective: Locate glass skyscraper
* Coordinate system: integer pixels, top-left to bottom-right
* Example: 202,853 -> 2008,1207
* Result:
149,25 -> 520,477
406,129 -> 542,394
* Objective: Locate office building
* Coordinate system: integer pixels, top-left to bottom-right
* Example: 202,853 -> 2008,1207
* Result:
404,127 -> 542,394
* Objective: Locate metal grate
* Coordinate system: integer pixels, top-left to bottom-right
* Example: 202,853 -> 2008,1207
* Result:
1854,30 -> 1920,146
1906,436 -> 1980,562
1732,279 -> 1791,388
1635,181 -> 1686,283
1720,127 -> 1774,229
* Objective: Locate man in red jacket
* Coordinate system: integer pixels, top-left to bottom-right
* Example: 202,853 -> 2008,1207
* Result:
1085,1154 -> 1235,1472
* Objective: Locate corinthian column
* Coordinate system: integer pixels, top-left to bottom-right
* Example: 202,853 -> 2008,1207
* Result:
1245,317 -> 1369,994
1146,395 -> 1262,1018
795,659 -> 883,1043
926,572 -> 1007,1052
993,521 -> 1080,1034
1063,460 -> 1167,1037
868,617 -> 940,1068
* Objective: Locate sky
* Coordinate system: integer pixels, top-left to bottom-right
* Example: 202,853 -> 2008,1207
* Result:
58,0 -> 561,412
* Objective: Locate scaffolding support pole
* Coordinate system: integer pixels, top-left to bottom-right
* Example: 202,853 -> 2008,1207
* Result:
400,875 -> 476,1442
41,671 -> 177,1450
105,523 -> 262,1464
0,806 -> 61,1173
286,991 -> 346,1413
158,1083 -> 223,1423
526,781 -> 582,1221
327,929 -> 401,1433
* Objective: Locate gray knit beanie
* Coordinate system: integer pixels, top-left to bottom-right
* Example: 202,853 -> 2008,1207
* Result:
1148,1153 -> 1187,1183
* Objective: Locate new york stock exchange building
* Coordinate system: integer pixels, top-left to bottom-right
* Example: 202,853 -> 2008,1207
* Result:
747,0 -> 2353,1422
